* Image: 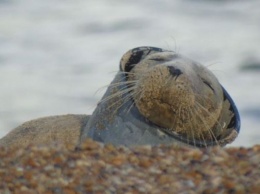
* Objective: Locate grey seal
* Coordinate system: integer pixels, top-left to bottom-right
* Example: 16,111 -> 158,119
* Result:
79,46 -> 240,147
0,46 -> 240,149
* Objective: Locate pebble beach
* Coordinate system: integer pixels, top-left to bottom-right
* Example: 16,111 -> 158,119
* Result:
1,139 -> 260,193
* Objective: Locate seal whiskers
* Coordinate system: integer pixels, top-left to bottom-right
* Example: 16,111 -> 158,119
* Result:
194,100 -> 222,142
192,104 -> 220,146
96,79 -> 142,118
98,82 -> 136,105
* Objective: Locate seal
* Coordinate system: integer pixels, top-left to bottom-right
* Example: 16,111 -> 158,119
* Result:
0,46 -> 240,149
79,47 -> 240,147
0,114 -> 89,150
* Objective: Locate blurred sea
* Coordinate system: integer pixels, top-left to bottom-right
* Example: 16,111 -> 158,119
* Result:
0,0 -> 260,147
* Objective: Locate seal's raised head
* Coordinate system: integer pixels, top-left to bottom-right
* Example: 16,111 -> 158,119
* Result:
121,47 -> 223,142
81,47 -> 240,147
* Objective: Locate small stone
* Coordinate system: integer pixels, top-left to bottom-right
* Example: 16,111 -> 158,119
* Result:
139,158 -> 152,168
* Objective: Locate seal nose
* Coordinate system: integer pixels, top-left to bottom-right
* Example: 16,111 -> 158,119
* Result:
167,66 -> 182,77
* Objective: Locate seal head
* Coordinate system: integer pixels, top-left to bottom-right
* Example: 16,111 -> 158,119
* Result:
80,47 -> 240,147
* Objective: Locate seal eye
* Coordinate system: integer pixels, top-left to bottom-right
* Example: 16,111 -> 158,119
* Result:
148,57 -> 165,62
123,50 -> 144,72
202,79 -> 215,92
120,46 -> 164,72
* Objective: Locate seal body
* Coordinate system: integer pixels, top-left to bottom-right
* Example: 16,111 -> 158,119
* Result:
80,47 -> 240,147
0,46 -> 240,149
0,114 -> 89,150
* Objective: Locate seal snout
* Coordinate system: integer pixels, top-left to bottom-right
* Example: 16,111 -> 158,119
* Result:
167,66 -> 182,78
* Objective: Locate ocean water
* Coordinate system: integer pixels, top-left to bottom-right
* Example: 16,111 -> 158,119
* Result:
0,0 -> 260,147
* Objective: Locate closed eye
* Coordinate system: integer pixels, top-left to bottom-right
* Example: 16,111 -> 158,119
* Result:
148,58 -> 165,62
202,79 -> 215,92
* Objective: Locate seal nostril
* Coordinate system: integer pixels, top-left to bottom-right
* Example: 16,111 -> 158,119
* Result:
167,66 -> 182,77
